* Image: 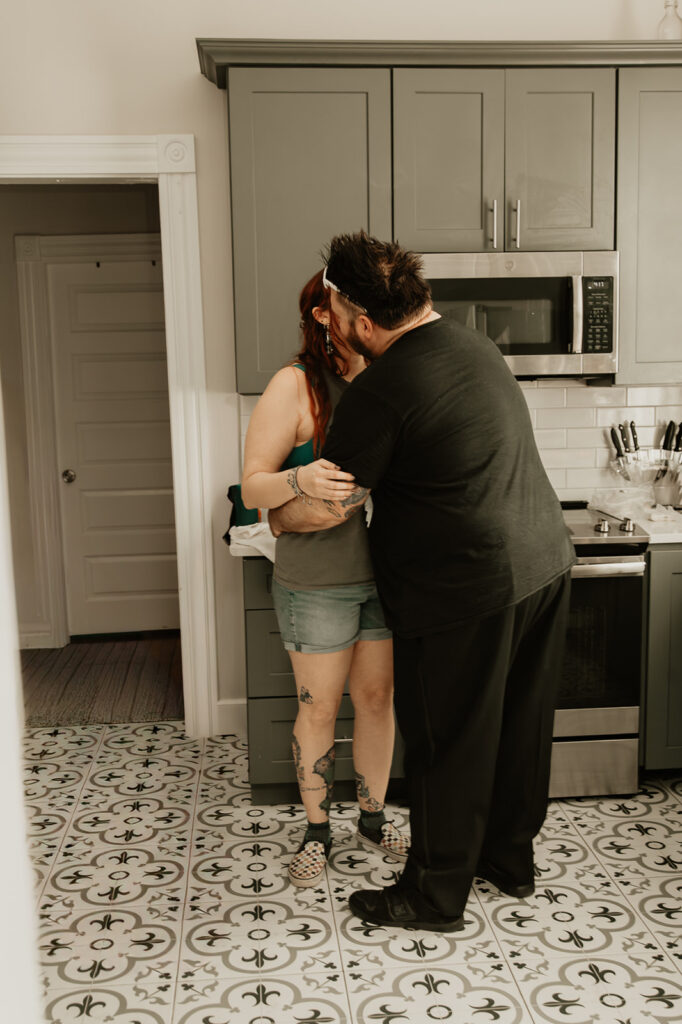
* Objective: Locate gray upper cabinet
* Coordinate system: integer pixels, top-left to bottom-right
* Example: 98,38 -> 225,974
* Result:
394,68 -> 615,253
393,69 -> 504,252
228,67 -> 392,393
505,69 -> 615,252
617,68 -> 682,385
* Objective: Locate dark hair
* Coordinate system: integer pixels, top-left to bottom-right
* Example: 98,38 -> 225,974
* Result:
294,270 -> 350,456
324,230 -> 431,329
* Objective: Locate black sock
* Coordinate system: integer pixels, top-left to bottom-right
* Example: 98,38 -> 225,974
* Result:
303,820 -> 331,847
359,807 -> 386,836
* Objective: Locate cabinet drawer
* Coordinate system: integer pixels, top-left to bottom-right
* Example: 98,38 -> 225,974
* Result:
247,696 -> 404,785
245,610 -> 294,697
243,558 -> 274,609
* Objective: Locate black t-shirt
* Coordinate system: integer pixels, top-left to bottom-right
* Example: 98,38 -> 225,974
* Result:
322,318 -> 574,637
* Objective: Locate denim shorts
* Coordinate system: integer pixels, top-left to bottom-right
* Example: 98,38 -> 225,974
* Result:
271,578 -> 392,654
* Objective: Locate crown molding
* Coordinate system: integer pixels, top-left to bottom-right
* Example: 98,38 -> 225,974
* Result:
196,38 -> 682,88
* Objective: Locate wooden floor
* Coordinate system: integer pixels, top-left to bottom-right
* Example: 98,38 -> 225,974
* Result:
21,631 -> 184,727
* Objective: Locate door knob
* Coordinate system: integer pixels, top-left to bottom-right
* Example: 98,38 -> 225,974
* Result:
61,469 -> 76,483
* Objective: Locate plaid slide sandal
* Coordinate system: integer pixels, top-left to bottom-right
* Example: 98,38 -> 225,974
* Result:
357,820 -> 410,863
287,838 -> 330,887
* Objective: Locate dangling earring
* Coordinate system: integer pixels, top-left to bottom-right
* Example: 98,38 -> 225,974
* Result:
324,324 -> 333,355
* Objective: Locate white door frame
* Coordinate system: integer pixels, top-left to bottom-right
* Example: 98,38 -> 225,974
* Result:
0,135 -> 218,739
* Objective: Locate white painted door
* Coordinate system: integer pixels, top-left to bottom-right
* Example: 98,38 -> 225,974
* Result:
48,257 -> 180,635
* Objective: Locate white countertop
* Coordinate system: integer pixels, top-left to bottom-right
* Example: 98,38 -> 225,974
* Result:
643,511 -> 682,544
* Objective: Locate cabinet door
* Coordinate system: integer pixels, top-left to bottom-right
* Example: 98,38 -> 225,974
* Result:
229,67 -> 392,393
245,610 -> 294,698
393,69 -> 504,252
505,69 -> 615,251
645,547 -> 682,770
617,69 -> 682,385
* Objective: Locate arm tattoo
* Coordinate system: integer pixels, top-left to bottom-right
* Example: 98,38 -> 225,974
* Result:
312,745 -> 336,815
354,771 -> 383,811
323,485 -> 369,522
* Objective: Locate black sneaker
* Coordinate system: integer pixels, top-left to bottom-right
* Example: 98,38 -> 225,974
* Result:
349,883 -> 465,933
476,859 -> 535,898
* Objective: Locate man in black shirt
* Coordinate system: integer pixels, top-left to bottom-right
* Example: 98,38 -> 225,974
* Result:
269,231 -> 574,932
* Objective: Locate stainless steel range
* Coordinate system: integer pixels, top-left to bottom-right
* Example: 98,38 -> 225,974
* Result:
549,503 -> 649,798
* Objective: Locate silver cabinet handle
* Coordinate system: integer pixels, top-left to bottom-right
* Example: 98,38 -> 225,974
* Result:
489,199 -> 498,250
514,199 -> 521,249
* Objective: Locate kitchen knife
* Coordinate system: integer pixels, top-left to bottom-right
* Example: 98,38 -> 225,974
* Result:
662,420 -> 676,453
630,420 -> 640,452
610,427 -> 630,480
618,423 -> 631,456
674,421 -> 682,466
655,420 -> 677,480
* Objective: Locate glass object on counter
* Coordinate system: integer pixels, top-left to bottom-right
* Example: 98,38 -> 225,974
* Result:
609,448 -> 681,506
657,0 -> 682,39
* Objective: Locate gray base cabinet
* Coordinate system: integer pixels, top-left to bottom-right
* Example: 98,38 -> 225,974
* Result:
645,546 -> 682,769
617,68 -> 682,384
243,558 -> 404,802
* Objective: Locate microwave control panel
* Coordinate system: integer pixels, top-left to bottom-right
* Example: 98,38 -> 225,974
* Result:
582,277 -> 614,353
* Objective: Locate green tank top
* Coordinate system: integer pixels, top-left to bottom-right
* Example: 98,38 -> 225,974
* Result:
274,365 -> 374,590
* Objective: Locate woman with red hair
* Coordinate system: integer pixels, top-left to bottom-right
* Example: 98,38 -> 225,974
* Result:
242,270 -> 408,887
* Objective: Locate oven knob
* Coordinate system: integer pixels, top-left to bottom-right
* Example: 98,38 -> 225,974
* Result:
595,518 -> 610,533
620,518 -> 635,533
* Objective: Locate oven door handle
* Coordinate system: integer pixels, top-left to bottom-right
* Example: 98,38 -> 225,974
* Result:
571,560 -> 646,578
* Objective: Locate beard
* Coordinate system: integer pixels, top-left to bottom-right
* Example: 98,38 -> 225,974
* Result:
344,321 -> 374,362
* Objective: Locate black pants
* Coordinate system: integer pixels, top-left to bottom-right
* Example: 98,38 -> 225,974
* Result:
393,570 -> 571,917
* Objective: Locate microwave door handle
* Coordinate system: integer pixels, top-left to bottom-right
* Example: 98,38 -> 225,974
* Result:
571,275 -> 583,354
513,199 -> 521,249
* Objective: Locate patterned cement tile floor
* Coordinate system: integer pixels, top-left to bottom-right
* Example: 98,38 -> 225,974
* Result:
24,720 -> 682,1023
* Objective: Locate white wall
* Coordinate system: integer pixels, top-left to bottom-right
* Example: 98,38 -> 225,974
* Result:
0,0 -> 671,711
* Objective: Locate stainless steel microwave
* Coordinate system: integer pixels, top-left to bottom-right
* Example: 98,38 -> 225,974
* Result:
420,251 -> 619,377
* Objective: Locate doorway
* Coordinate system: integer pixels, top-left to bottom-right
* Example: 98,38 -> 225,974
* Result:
0,134 -> 220,739
1,187 -> 185,727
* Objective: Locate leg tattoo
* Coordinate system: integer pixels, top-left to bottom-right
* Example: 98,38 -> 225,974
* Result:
355,770 -> 383,811
313,745 -> 336,814
298,686 -> 313,704
292,732 -> 305,785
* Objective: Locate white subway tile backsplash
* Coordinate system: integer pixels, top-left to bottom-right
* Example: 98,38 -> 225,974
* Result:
595,407 -> 655,427
541,448 -> 596,469
537,407 -> 596,428
566,467 -> 617,489
565,386 -> 627,407
534,429 -> 567,449
566,427 -> 613,448
652,408 -> 682,428
522,388 -> 566,409
626,386 -> 682,405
